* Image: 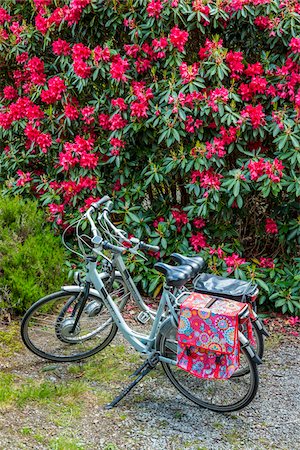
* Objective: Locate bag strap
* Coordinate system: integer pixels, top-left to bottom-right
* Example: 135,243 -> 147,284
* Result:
205,297 -> 218,308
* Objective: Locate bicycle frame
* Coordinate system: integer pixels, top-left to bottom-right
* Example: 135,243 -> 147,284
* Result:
84,257 -> 177,365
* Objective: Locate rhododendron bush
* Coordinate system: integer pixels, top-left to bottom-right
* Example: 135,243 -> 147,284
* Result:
0,0 -> 299,314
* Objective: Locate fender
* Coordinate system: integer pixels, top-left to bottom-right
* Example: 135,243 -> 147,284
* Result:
61,285 -> 102,298
155,316 -> 177,352
61,271 -> 123,299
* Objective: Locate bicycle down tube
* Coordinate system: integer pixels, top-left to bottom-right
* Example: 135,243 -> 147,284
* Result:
85,257 -> 176,365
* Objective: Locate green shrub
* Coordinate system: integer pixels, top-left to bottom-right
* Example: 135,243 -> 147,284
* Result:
0,196 -> 66,314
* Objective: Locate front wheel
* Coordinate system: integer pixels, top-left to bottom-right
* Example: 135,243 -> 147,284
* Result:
21,275 -> 129,362
158,325 -> 259,413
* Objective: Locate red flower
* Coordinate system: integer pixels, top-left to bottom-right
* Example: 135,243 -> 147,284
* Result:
193,218 -> 206,229
0,7 -> 11,24
110,55 -> 129,82
72,43 -> 91,60
16,170 -> 31,186
3,86 -> 17,100
224,253 -> 246,269
190,232 -> 208,251
147,0 -> 163,19
241,104 -> 265,129
111,98 -> 127,110
52,39 -> 71,56
64,104 -> 79,120
169,26 -> 189,52
179,62 -> 199,84
265,218 -> 278,234
172,209 -> 188,226
259,257 -> 275,268
289,37 -> 300,53
41,76 -> 66,104
94,45 -> 110,63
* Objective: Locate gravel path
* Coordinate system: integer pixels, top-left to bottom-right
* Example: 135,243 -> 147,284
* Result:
0,323 -> 299,450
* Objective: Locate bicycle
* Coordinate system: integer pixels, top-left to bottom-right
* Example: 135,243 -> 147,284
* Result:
21,195 -> 260,412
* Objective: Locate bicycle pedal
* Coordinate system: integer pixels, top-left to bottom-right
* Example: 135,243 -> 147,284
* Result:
136,311 -> 151,324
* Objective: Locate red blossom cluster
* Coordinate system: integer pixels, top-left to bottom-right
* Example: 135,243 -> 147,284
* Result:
130,81 -> 153,118
179,62 -> 200,84
147,0 -> 164,19
72,42 -> 91,78
189,232 -> 208,251
24,123 -> 52,153
240,104 -> 266,129
16,169 -> 32,187
169,26 -> 189,52
265,218 -> 278,234
0,97 -> 44,129
171,208 -> 189,232
110,55 -> 130,82
59,136 -> 97,170
40,76 -> 66,104
259,257 -> 275,268
224,253 -> 246,272
208,87 -> 229,112
50,176 -> 97,203
52,38 -> 71,56
248,158 -> 284,182
191,169 -> 223,191
35,0 -> 91,35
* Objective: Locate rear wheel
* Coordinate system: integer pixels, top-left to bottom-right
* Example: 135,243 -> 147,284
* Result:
158,322 -> 259,412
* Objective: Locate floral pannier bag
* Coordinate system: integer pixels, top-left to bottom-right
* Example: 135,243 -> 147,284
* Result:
177,293 -> 251,379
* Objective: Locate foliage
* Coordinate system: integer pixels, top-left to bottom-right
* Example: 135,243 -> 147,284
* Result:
0,0 -> 299,314
0,196 -> 66,313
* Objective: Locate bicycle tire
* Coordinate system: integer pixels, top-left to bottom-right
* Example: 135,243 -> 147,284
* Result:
158,324 -> 259,413
21,276 -> 129,362
232,321 -> 264,377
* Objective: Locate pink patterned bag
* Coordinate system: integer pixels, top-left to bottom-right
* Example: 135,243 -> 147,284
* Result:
177,293 -> 249,379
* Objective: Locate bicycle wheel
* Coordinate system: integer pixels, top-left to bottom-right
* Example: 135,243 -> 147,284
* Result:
232,320 -> 264,377
158,322 -> 259,412
21,276 -> 129,362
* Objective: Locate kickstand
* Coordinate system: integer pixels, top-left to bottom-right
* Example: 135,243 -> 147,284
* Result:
105,353 -> 160,410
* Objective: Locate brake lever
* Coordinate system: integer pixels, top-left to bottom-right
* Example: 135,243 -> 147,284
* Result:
128,244 -> 148,261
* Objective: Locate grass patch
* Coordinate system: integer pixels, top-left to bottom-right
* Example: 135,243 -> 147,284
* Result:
222,430 -> 243,447
0,323 -> 23,356
264,333 -> 285,351
49,435 -> 86,450
0,370 -> 88,409
68,344 -> 141,385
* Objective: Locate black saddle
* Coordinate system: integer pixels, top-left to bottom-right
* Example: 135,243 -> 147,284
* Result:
154,262 -> 193,287
194,273 -> 258,302
171,253 -> 207,277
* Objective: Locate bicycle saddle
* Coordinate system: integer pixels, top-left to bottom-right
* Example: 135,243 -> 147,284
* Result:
154,262 -> 193,287
170,253 -> 207,276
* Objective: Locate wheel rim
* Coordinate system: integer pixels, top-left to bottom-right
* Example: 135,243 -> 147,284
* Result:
160,327 -> 257,411
23,292 -> 116,359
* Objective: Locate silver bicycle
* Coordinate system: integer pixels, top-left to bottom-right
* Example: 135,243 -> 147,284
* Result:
21,196 -> 260,412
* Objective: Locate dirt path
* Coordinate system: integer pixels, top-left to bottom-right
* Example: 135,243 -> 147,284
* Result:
0,321 -> 299,450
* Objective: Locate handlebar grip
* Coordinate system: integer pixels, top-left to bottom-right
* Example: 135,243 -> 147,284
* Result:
92,195 -> 110,209
104,200 -> 113,212
140,242 -> 160,253
102,241 -> 126,254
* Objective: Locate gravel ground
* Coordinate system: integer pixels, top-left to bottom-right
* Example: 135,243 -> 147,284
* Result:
0,322 -> 299,450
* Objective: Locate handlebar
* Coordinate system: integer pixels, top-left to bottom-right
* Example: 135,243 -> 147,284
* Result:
84,194 -> 160,254
102,241 -> 126,254
139,242 -> 160,253
91,195 -> 111,210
